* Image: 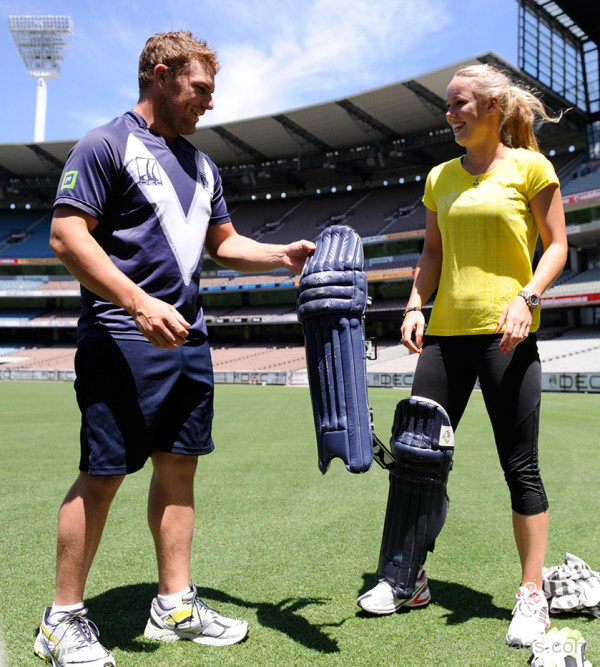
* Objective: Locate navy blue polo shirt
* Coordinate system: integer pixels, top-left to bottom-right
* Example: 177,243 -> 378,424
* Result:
55,110 -> 230,343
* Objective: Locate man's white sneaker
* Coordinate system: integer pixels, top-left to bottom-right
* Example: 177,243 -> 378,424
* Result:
357,569 -> 431,615
506,582 -> 549,648
33,607 -> 115,666
144,582 -> 248,646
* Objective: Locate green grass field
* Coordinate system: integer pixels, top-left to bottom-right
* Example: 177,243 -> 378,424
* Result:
1,381 -> 598,666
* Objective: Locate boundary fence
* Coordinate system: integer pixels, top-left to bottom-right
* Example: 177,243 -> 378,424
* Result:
2,368 -> 599,393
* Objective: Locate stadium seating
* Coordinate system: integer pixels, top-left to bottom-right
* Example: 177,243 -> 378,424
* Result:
0,276 -> 79,293
537,327 -> 600,372
0,346 -> 76,371
0,344 -> 25,357
210,344 -> 307,371
545,268 -> 600,296
561,160 -> 600,195
347,184 -> 420,236
224,185 -> 427,244
0,309 -> 44,321
2,327 -> 600,374
0,114 -> 598,381
0,276 -> 48,291
377,204 -> 426,235
0,211 -> 52,258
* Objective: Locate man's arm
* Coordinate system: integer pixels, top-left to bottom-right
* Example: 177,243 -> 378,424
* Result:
205,222 -> 315,274
50,206 -> 190,348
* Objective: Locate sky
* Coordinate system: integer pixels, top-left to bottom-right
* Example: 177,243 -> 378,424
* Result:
0,0 -> 519,144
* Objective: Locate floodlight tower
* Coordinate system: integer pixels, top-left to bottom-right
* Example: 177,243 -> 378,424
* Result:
8,15 -> 74,142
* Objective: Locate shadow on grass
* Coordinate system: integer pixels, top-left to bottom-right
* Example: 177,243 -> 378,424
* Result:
429,578 -> 512,624
357,573 -> 511,624
86,582 -> 343,654
86,584 -> 160,655
199,586 -> 343,653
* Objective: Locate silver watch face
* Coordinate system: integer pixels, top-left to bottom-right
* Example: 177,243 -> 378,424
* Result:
519,290 -> 540,308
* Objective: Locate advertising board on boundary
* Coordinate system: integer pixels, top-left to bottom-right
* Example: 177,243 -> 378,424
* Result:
1,369 -> 599,393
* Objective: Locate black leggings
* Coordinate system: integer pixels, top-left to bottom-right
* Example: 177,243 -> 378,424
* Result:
411,333 -> 548,515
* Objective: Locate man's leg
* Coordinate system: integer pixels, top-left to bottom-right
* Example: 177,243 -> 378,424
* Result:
55,472 -> 124,604
35,473 -> 121,665
144,450 -> 249,646
147,451 -> 197,595
143,342 -> 248,646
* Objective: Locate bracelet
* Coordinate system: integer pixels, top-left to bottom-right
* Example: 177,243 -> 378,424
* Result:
402,306 -> 422,318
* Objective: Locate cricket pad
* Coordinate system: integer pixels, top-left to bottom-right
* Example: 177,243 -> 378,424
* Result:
297,225 -> 372,474
377,396 -> 455,598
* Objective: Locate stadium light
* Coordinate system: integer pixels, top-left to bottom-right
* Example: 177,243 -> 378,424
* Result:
8,15 -> 74,142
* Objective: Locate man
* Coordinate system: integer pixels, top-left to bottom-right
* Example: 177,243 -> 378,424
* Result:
34,31 -> 315,666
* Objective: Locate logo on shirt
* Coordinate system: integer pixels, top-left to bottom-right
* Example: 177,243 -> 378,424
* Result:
134,157 -> 163,185
197,168 -> 208,189
61,170 -> 79,190
124,134 -> 215,287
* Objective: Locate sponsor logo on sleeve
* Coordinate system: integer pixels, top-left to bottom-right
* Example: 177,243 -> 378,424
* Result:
61,170 -> 79,190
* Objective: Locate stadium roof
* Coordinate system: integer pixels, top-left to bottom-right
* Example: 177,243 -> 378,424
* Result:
0,51 -> 589,208
534,0 -> 600,53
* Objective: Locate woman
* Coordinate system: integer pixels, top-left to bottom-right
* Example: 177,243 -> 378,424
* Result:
358,64 -> 568,648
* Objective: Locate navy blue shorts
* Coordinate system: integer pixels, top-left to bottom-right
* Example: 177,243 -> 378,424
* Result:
74,337 -> 215,475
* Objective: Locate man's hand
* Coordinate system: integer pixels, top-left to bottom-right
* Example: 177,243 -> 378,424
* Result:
131,295 -> 190,348
281,239 -> 316,274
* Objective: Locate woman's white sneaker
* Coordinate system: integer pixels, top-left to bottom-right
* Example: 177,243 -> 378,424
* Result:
506,582 -> 549,648
357,569 -> 431,615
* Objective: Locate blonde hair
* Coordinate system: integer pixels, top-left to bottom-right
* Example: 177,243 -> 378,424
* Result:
138,31 -> 220,91
453,63 -> 564,152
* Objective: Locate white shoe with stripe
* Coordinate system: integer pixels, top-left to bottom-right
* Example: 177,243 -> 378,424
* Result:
357,569 -> 431,615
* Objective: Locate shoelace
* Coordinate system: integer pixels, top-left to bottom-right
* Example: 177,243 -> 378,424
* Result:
182,584 -> 218,628
513,592 -> 543,619
56,612 -> 100,650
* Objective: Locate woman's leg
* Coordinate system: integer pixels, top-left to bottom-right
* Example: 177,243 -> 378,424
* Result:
478,334 -> 549,647
479,334 -> 548,587
358,337 -> 478,615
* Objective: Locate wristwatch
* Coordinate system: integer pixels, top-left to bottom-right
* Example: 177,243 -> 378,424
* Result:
517,289 -> 541,309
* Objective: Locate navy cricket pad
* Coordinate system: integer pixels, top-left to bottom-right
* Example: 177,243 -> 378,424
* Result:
377,397 -> 455,597
297,225 -> 372,474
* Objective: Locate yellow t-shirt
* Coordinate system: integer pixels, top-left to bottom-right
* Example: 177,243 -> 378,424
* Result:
422,148 -> 558,335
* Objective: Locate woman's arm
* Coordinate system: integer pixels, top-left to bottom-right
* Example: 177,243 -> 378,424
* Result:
401,208 -> 443,354
496,183 -> 568,352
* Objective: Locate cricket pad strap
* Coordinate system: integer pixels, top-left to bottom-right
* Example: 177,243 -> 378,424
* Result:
377,396 -> 455,597
297,225 -> 372,474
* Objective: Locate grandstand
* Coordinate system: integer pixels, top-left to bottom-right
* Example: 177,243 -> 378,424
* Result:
1,1 -> 599,386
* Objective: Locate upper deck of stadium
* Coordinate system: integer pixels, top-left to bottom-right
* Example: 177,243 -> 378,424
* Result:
0,51 -> 590,212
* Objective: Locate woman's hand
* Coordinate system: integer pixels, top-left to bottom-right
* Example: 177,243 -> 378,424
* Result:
401,310 -> 426,354
496,296 -> 533,353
